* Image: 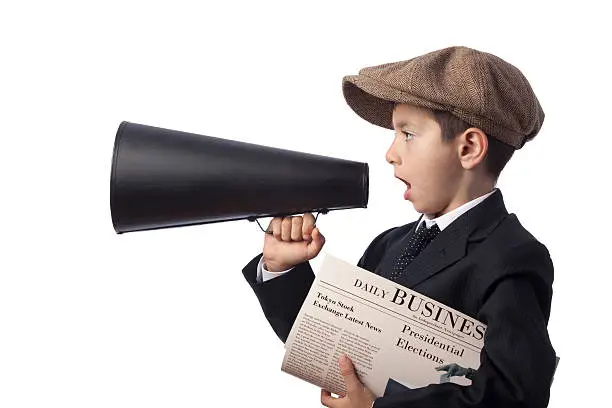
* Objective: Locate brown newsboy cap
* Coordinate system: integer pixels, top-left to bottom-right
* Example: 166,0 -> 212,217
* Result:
342,46 -> 544,149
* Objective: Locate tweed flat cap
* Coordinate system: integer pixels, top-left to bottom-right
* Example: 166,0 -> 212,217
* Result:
342,46 -> 544,149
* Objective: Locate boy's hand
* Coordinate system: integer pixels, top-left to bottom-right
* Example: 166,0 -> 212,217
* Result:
435,363 -> 468,377
262,213 -> 325,272
321,355 -> 375,408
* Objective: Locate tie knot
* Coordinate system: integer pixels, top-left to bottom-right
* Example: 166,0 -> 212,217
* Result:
411,222 -> 440,250
406,222 -> 440,252
419,222 -> 440,238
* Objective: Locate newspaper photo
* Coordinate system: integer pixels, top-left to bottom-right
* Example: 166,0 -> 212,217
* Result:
281,253 -> 486,397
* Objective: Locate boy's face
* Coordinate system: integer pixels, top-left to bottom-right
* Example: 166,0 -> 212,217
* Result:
387,103 -> 463,217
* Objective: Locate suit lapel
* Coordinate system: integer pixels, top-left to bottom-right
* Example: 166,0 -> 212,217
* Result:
394,189 -> 509,288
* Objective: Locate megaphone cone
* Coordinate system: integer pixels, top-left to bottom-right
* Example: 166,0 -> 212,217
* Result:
110,121 -> 368,233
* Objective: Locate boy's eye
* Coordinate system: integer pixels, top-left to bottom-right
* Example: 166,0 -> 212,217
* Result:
402,131 -> 415,141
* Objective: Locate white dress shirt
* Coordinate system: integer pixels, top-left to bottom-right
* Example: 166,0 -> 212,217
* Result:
256,189 -> 496,283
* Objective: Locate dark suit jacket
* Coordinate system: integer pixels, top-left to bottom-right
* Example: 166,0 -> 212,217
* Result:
242,189 -> 556,408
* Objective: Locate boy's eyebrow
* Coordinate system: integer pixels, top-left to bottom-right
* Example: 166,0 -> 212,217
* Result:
393,120 -> 420,129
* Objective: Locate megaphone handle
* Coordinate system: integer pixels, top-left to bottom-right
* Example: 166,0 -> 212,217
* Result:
252,211 -> 328,235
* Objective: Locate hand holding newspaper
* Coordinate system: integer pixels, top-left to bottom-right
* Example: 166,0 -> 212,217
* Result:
281,253 -> 486,397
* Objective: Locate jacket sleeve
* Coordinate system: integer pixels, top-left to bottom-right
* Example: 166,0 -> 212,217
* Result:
242,253 -> 315,342
373,242 -> 556,408
241,225 -> 401,343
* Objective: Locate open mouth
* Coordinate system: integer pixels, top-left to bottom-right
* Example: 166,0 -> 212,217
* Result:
395,176 -> 412,200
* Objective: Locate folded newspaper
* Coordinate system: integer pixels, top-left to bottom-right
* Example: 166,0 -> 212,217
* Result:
281,253 -> 486,397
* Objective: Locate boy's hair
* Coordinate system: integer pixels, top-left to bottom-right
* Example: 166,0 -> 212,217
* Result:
431,110 -> 514,182
392,102 -> 514,181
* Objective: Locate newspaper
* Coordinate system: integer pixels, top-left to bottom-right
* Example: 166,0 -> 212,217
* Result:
281,253 -> 486,397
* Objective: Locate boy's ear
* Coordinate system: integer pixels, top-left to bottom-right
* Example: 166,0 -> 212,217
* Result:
457,128 -> 488,170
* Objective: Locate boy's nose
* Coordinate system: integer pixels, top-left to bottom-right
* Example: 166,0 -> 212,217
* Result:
386,141 -> 400,165
385,150 -> 394,164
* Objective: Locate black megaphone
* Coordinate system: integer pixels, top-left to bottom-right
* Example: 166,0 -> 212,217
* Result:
110,121 -> 369,233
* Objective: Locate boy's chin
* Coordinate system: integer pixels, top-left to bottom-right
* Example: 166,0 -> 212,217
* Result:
411,200 -> 435,216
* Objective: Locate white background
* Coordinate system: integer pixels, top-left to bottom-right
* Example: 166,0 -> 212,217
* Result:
1,1 -> 609,407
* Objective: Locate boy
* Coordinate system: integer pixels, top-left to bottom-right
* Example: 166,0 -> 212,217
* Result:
242,46 -> 556,408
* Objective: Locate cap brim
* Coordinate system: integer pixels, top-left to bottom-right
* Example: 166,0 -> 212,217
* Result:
342,74 -> 447,130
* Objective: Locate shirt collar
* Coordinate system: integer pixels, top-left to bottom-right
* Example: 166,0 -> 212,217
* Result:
418,189 -> 497,231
